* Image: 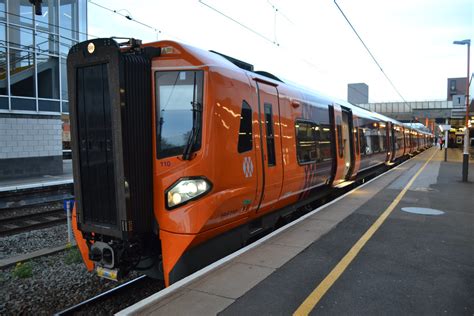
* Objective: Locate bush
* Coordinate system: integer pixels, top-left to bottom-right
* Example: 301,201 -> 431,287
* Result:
65,247 -> 82,265
13,262 -> 33,279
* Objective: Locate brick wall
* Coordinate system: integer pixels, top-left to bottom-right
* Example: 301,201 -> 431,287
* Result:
0,116 -> 62,159
0,114 -> 63,179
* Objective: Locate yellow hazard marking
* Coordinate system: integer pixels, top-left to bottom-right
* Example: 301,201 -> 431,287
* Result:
96,266 -> 118,281
293,149 -> 437,316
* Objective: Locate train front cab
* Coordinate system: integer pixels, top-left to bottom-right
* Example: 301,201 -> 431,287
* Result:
146,43 -> 282,285
157,60 -> 293,285
66,38 -> 253,284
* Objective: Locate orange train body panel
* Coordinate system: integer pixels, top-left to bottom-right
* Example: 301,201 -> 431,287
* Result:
72,205 -> 94,271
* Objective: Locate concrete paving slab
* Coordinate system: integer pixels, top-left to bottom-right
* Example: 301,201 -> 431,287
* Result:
235,243 -> 303,269
311,202 -> 357,222
387,163 -> 420,190
140,288 -> 191,312
143,290 -> 234,316
265,224 -> 328,248
186,262 -> 274,299
294,218 -> 337,234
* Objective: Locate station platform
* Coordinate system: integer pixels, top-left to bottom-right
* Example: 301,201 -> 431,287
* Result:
119,147 -> 474,315
0,160 -> 72,192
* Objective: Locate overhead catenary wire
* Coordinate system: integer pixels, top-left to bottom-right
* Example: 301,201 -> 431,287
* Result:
88,0 -> 161,36
88,1 -> 377,104
266,0 -> 295,45
199,0 -> 347,92
2,4 -> 166,42
87,1 -> 189,42
266,0 -> 295,25
333,0 -> 409,105
5,1 -> 334,87
198,0 -> 279,46
2,3 -> 174,42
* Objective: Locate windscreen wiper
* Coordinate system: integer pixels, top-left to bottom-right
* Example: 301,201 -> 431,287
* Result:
182,101 -> 201,160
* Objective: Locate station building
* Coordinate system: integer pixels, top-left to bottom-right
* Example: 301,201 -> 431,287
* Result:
0,0 -> 87,180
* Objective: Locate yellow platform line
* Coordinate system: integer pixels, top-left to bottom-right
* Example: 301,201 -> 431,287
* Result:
293,149 -> 437,316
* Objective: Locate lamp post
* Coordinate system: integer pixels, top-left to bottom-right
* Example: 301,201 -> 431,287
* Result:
453,39 -> 471,182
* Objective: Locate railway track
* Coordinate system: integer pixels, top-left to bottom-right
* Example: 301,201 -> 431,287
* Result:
55,275 -> 164,315
0,183 -> 74,236
0,207 -> 66,236
0,183 -> 73,210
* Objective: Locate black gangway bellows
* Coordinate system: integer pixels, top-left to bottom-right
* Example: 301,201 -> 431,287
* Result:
67,38 -> 160,240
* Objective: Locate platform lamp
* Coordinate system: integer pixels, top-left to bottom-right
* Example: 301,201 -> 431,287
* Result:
453,39 -> 471,182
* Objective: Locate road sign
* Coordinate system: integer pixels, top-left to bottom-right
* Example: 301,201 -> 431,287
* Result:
63,199 -> 75,243
452,94 -> 465,107
63,199 -> 75,211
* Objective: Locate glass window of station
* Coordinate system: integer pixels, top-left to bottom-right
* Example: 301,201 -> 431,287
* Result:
0,0 -> 87,113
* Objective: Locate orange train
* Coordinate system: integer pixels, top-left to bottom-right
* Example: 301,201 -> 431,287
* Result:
67,38 -> 433,286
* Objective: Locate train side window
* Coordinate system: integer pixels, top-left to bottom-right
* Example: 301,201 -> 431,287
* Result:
369,122 -> 380,153
295,120 -> 317,164
396,129 -> 404,151
319,125 -> 332,161
393,128 -> 398,151
379,128 -> 386,152
354,126 -> 360,155
238,100 -> 253,153
336,116 -> 343,158
264,103 -> 276,166
359,127 -> 370,155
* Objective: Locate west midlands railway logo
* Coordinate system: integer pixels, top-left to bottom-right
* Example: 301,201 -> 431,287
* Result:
243,157 -> 254,178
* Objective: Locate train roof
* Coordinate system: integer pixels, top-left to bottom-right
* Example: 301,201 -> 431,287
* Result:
148,40 -> 432,136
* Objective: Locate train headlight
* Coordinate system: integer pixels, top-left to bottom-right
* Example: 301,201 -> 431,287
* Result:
166,177 -> 212,209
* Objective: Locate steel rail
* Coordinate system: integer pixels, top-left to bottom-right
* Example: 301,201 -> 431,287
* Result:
54,275 -> 149,316
0,208 -> 66,236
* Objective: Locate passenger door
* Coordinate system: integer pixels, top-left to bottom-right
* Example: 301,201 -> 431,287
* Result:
332,104 -> 353,185
341,107 -> 354,178
255,80 -> 283,213
351,115 -> 361,178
